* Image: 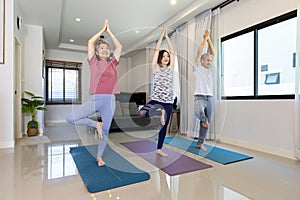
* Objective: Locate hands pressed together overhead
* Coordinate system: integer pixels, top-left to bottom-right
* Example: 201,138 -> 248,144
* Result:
203,29 -> 210,40
101,19 -> 111,34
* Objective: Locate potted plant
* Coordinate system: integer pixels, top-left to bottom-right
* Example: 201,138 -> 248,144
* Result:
22,91 -> 47,137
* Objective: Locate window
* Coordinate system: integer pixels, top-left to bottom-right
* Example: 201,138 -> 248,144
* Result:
46,60 -> 82,104
221,10 -> 297,99
257,16 -> 296,95
222,32 -> 254,96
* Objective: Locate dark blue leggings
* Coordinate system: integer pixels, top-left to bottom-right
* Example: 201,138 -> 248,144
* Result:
139,100 -> 173,149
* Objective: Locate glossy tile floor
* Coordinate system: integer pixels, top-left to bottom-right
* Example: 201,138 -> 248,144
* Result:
1,124 -> 300,200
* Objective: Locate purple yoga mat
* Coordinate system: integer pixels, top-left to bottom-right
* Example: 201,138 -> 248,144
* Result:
120,140 -> 212,176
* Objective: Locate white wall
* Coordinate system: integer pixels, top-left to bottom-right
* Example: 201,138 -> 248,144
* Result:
129,50 -> 151,93
0,0 -> 14,148
23,25 -> 45,134
14,1 -> 25,45
117,50 -> 151,95
117,57 -> 130,92
215,0 -> 298,159
295,2 -> 300,160
220,0 -> 297,37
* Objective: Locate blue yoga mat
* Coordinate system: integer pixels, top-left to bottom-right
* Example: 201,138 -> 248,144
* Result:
163,136 -> 253,165
70,145 -> 150,193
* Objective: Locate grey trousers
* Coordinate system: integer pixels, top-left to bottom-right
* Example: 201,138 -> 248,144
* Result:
193,95 -> 213,144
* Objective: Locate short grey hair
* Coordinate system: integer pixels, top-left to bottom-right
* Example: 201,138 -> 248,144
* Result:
200,53 -> 210,61
94,39 -> 110,52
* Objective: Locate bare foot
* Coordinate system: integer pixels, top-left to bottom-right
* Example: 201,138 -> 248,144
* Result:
196,144 -> 207,151
156,149 -> 168,157
201,121 -> 209,128
160,109 -> 166,126
96,156 -> 105,167
139,109 -> 147,117
96,122 -> 103,139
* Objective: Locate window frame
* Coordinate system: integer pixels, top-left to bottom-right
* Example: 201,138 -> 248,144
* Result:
221,10 -> 297,100
45,59 -> 82,105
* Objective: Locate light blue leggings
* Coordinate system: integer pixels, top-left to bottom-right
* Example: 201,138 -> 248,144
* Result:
66,94 -> 115,156
194,95 -> 213,145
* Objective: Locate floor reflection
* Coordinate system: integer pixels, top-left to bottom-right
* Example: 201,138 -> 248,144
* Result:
223,186 -> 250,200
21,144 -> 46,180
47,143 -> 79,179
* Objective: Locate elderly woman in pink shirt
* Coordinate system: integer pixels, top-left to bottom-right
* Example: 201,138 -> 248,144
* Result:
66,20 -> 122,166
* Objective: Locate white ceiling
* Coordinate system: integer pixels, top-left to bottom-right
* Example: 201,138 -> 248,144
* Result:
16,0 -> 226,55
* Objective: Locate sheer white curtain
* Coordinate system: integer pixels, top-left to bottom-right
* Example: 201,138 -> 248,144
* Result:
294,4 -> 300,160
210,8 -> 221,140
189,10 -> 213,138
174,23 -> 189,134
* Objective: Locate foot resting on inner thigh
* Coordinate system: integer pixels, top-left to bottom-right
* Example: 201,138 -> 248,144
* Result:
96,122 -> 103,139
201,120 -> 209,128
160,109 -> 166,125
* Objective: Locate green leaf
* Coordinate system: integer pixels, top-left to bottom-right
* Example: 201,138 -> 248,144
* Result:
24,91 -> 35,97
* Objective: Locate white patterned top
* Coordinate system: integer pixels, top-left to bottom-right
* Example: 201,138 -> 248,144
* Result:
151,66 -> 174,103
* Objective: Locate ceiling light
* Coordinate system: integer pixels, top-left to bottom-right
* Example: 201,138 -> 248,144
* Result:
69,39 -> 74,43
170,0 -> 177,5
135,30 -> 140,34
75,18 -> 81,22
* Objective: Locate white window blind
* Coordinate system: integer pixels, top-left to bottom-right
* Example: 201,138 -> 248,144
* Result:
46,60 -> 82,104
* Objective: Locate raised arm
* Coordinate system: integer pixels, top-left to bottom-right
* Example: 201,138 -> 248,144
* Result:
207,37 -> 215,60
164,28 -> 175,69
87,20 -> 108,60
152,26 -> 166,73
195,29 -> 210,65
106,21 -> 123,61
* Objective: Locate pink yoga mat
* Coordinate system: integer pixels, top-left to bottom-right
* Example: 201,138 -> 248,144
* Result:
121,140 -> 212,176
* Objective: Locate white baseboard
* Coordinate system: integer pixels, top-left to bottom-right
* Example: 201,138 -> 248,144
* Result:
295,149 -> 300,160
15,131 -> 23,139
186,130 -> 195,137
220,136 -> 296,160
45,120 -> 68,126
0,141 -> 15,149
